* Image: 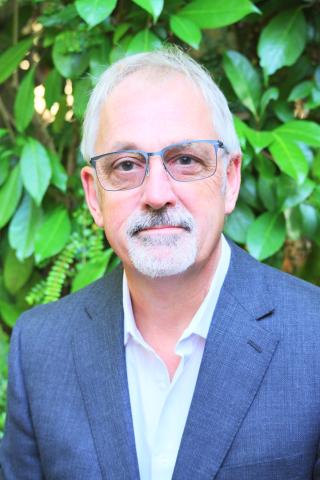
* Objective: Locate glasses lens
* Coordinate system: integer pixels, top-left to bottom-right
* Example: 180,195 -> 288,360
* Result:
163,141 -> 217,182
95,152 -> 146,191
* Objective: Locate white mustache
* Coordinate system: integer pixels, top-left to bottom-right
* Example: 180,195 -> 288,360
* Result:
126,207 -> 195,237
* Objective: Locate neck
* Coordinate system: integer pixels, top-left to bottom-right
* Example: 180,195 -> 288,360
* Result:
124,237 -> 222,373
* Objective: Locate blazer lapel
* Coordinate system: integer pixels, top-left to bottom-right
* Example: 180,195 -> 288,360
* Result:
173,242 -> 280,480
72,270 -> 140,480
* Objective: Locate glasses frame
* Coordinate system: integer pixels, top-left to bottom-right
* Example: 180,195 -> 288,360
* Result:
90,139 -> 228,192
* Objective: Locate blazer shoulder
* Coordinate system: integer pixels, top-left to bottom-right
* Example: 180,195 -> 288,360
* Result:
228,240 -> 320,316
15,266 -> 123,340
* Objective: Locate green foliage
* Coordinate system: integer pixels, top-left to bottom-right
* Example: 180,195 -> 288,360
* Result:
258,9 -> 307,76
14,66 -> 35,132
0,0 -> 319,436
0,38 -> 33,84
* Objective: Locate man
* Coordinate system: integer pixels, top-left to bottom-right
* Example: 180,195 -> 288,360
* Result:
1,47 -> 320,479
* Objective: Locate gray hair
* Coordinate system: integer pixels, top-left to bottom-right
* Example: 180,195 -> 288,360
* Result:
81,45 -> 240,163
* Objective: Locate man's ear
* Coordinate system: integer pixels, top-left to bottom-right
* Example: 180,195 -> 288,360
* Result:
81,166 -> 104,228
224,153 -> 242,215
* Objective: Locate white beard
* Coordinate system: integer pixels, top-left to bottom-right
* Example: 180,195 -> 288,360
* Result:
125,205 -> 197,278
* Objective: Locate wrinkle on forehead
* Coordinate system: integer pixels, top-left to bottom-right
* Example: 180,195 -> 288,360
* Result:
95,70 -> 214,154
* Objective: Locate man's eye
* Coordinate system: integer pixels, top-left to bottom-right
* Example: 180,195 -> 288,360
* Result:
113,158 -> 143,171
174,155 -> 200,165
116,160 -> 135,171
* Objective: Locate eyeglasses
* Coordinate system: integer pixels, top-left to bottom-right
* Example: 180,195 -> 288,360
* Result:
90,139 -> 227,192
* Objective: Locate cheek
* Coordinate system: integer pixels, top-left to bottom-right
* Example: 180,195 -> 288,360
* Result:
100,196 -> 138,245
189,182 -> 226,237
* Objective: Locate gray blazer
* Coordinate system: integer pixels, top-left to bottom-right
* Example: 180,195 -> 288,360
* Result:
1,241 -> 320,479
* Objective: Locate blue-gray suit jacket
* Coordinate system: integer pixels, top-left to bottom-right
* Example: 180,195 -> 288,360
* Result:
1,241 -> 320,479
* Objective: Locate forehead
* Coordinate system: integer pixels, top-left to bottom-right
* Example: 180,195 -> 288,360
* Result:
95,69 -> 216,152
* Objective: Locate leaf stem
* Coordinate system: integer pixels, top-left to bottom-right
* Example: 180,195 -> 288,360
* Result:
0,96 -> 15,142
32,113 -> 57,154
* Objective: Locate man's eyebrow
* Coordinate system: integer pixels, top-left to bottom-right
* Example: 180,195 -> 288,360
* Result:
108,139 -> 196,152
108,141 -> 140,151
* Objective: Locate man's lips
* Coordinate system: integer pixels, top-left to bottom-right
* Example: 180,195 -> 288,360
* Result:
129,219 -> 192,236
137,225 -> 185,233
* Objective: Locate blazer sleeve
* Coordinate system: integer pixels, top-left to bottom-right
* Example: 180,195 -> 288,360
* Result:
0,322 -> 43,480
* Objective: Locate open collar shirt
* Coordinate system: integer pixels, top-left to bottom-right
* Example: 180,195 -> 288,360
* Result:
123,235 -> 231,480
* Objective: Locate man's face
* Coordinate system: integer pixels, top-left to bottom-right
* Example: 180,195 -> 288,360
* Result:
81,70 -> 241,278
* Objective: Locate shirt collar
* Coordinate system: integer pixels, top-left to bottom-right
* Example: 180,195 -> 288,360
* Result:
123,234 -> 231,346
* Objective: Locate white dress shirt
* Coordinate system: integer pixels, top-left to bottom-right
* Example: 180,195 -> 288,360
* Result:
123,235 -> 231,480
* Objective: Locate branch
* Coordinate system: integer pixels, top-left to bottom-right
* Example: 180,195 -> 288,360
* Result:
0,95 -> 15,141
66,123 -> 78,176
32,113 -> 57,154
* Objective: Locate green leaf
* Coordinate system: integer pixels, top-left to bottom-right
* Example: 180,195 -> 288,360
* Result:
309,185 -> 320,210
0,300 -> 22,328
260,87 -> 279,116
258,9 -> 307,76
170,15 -> 201,49
311,149 -> 320,182
299,204 -> 318,238
0,326 -> 9,376
73,77 -> 91,119
20,138 -> 52,205
242,124 -> 273,151
223,50 -> 261,117
0,275 -> 10,303
0,151 -> 10,186
127,30 -> 162,55
39,4 -> 78,27
89,41 -> 111,78
113,23 -> 130,44
276,176 -> 315,209
274,121 -> 320,147
247,211 -> 286,260
52,33 -> 89,79
44,69 -> 63,108
233,116 -> 247,149
239,174 -> 259,209
131,0 -> 164,22
49,152 -> 68,192
288,80 -> 313,101
285,206 -> 303,241
273,100 -> 294,123
0,165 -> 23,229
14,66 -> 35,132
179,0 -> 259,29
3,248 -> 33,295
9,194 -> 42,260
109,36 -> 132,64
224,201 -> 254,243
0,38 -> 33,85
255,154 -> 276,179
269,134 -> 308,183
315,66 -> 320,88
75,0 -> 117,28
257,176 -> 277,211
52,96 -> 67,134
35,207 -> 71,263
71,249 -> 113,292
306,86 -> 320,110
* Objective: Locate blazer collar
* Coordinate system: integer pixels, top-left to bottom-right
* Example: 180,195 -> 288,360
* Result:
72,268 -> 140,480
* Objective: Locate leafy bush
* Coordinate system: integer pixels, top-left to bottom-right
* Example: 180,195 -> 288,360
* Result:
0,0 -> 319,436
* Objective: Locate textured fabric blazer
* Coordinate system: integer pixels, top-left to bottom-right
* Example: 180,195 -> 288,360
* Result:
1,241 -> 320,480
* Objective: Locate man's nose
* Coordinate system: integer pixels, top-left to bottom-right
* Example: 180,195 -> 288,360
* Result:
140,155 -> 177,210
